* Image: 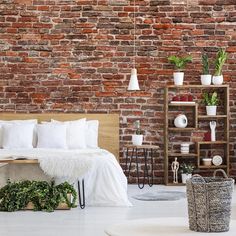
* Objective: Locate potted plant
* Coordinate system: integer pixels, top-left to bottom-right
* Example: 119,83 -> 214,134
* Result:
132,120 -> 143,146
180,162 -> 194,184
0,180 -> 77,212
168,55 -> 192,85
202,91 -> 219,116
212,48 -> 228,85
201,54 -> 212,85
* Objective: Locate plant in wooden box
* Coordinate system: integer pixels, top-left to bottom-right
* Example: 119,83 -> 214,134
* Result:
132,120 -> 143,146
168,55 -> 192,85
202,91 -> 219,116
180,163 -> 194,184
0,180 -> 77,212
212,48 -> 228,85
201,54 -> 212,85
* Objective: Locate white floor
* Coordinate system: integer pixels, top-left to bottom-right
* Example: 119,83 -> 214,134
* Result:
0,185 -> 235,236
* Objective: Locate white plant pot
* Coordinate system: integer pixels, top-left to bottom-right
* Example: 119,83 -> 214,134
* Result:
181,173 -> 192,184
206,106 -> 217,116
132,135 -> 143,146
173,72 -> 184,86
212,75 -> 223,85
200,74 -> 212,85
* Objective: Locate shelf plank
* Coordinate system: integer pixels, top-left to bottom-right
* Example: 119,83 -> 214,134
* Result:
168,127 -> 196,131
166,183 -> 186,186
198,165 -> 227,169
198,115 -> 227,119
168,153 -> 197,157
167,84 -> 229,89
169,103 -> 197,107
198,141 -> 227,145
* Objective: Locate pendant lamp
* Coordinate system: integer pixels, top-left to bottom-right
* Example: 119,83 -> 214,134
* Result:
127,0 -> 140,91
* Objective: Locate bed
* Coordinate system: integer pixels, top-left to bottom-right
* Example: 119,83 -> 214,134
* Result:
0,113 -> 131,207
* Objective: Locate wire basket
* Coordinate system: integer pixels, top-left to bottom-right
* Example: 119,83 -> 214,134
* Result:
186,169 -> 234,232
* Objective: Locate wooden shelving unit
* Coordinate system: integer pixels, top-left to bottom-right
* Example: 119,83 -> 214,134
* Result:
164,84 -> 229,186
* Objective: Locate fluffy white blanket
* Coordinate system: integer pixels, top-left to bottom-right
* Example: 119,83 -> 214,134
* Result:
0,148 -> 132,206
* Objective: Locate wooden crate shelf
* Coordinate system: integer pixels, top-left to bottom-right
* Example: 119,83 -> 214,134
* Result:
169,103 -> 197,107
198,165 -> 227,169
168,153 -> 197,157
164,84 -> 230,185
198,115 -> 227,119
168,127 -> 196,131
198,141 -> 227,145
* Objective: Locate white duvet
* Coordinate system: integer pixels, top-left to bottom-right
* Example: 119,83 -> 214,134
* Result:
0,148 -> 131,207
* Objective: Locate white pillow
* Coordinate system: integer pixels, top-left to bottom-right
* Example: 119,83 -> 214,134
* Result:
86,120 -> 99,148
51,119 -> 86,149
2,123 -> 35,149
36,123 -> 67,149
0,119 -> 37,148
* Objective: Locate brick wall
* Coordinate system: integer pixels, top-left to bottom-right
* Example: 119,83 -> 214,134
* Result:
0,0 -> 236,183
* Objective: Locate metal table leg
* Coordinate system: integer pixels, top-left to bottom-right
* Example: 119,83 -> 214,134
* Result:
135,148 -> 145,189
78,179 -> 85,209
126,147 -> 135,181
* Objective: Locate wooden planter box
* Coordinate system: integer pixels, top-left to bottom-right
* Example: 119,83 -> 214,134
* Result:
24,194 -> 72,210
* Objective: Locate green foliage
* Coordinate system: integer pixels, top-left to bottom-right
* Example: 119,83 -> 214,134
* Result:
202,54 -> 210,75
180,163 -> 195,174
0,180 -> 77,212
214,48 -> 227,76
202,91 -> 219,106
168,55 -> 192,70
134,120 -> 142,135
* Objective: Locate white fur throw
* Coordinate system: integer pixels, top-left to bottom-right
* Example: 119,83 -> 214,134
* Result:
0,148 -> 108,181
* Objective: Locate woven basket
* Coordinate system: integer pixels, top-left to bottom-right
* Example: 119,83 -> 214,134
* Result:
186,169 -> 234,232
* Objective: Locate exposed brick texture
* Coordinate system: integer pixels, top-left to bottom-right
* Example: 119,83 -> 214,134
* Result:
0,0 -> 236,183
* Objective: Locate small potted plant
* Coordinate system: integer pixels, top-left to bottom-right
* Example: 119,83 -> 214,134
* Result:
202,91 -> 219,116
168,55 -> 192,86
132,120 -> 143,146
201,54 -> 212,85
212,48 -> 228,85
180,162 -> 194,184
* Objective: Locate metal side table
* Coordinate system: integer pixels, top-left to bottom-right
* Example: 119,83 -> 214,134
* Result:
124,145 -> 159,189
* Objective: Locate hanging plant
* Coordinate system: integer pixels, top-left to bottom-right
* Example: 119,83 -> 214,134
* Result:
0,180 -> 77,212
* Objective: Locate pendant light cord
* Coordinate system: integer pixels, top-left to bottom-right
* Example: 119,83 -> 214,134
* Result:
133,0 -> 136,69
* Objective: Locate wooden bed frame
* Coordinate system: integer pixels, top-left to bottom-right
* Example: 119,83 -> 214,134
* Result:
0,113 -> 120,162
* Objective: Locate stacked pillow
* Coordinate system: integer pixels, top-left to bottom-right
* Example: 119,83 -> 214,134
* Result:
0,118 -> 99,149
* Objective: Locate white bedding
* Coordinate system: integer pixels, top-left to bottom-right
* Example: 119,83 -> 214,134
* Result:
0,148 -> 131,207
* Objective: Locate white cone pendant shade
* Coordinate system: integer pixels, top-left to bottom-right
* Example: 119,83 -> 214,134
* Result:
128,68 -> 140,91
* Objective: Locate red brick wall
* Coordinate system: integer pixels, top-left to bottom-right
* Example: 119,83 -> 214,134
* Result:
0,0 -> 236,183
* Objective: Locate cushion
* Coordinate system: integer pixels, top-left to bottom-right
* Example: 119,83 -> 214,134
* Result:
51,118 -> 87,149
36,123 -> 67,149
1,123 -> 35,149
86,120 -> 99,148
0,119 -> 37,148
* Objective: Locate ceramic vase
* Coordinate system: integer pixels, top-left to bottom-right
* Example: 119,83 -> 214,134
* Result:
174,114 -> 188,128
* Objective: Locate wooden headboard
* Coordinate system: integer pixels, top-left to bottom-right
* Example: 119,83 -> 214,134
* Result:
0,113 -> 119,160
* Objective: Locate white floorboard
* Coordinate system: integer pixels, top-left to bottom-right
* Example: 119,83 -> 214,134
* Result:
0,184 -> 235,236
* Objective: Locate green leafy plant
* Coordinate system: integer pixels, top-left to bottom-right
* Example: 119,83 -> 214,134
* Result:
134,120 -> 142,135
180,163 -> 195,174
168,55 -> 192,71
0,180 -> 77,212
202,54 -> 210,75
202,91 -> 219,106
214,48 -> 228,76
